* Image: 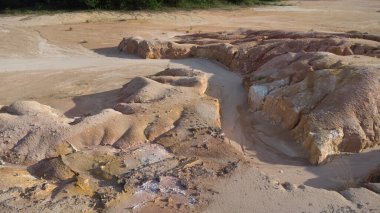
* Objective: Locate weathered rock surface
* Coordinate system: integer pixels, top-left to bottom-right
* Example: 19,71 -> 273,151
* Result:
119,30 -> 380,75
0,68 -> 241,212
118,37 -> 193,59
119,30 -> 380,165
249,52 -> 380,164
0,69 -> 216,164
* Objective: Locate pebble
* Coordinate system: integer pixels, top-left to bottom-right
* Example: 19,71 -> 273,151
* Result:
357,203 -> 364,209
298,184 -> 306,190
41,183 -> 48,190
281,182 -> 296,191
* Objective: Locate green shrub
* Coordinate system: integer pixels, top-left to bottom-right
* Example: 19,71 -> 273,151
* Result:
83,0 -> 100,8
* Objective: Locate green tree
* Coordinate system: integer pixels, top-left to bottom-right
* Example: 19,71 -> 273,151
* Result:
83,0 -> 100,8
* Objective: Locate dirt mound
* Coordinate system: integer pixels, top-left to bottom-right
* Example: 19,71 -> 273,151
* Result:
0,68 -> 241,212
118,30 -> 380,165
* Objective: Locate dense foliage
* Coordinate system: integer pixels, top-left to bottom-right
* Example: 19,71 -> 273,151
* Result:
0,0 -> 278,10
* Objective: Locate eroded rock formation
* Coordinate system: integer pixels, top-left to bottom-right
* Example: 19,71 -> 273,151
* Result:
118,30 -> 380,164
0,68 -> 241,212
119,30 -> 380,75
248,52 -> 380,164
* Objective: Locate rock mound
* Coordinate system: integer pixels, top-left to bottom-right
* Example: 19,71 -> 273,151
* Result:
0,68 -> 241,212
248,52 -> 380,164
118,37 -> 193,59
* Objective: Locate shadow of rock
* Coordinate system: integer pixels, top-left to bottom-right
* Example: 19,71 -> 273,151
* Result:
65,89 -> 120,118
92,47 -> 140,59
304,149 -> 380,190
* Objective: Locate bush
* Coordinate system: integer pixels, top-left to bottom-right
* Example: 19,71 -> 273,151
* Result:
83,0 -> 100,8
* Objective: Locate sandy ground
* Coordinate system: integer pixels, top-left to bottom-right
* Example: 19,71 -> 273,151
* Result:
0,0 -> 380,212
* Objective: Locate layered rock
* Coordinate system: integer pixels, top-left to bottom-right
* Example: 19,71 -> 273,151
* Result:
118,30 -> 380,75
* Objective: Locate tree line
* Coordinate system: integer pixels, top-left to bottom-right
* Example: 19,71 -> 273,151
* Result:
0,0 -> 277,10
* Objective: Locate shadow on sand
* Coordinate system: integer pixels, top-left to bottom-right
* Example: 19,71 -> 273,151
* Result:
64,89 -> 120,118
92,47 -> 140,59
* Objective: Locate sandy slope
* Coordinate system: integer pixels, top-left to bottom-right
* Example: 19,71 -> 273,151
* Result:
204,166 -> 359,213
0,0 -> 380,212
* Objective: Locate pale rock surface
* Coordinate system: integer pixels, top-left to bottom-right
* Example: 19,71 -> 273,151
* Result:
249,52 -> 380,164
0,68 -> 241,212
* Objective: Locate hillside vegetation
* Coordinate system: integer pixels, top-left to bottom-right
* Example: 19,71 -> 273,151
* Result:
0,0 -> 278,10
